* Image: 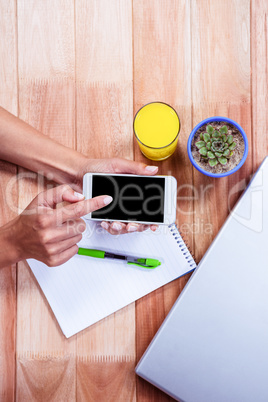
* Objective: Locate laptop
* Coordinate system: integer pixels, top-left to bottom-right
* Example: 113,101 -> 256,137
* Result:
136,157 -> 268,402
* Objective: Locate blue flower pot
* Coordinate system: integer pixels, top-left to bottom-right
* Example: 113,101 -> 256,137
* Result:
187,116 -> 249,178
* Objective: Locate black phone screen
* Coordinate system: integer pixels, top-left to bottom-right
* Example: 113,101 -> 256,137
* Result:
91,175 -> 165,223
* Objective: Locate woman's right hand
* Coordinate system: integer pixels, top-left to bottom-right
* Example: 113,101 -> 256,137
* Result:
3,185 -> 112,267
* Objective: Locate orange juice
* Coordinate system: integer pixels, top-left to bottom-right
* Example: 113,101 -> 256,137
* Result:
134,102 -> 180,161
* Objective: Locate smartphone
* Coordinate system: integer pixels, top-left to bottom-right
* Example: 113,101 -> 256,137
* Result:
83,173 -> 177,225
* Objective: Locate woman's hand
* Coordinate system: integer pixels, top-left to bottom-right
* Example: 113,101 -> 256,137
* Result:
75,158 -> 159,192
75,157 -> 159,235
0,185 -> 113,268
0,108 -> 159,236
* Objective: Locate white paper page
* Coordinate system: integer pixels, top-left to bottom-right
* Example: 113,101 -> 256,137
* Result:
27,223 -> 195,338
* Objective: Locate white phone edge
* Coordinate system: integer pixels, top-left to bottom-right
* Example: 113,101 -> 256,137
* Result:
82,172 -> 177,225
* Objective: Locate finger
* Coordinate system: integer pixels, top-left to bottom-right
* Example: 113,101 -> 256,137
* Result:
150,225 -> 159,232
111,158 -> 159,175
62,190 -> 85,203
55,195 -> 113,223
100,221 -> 111,231
29,185 -> 84,210
126,223 -> 139,233
101,221 -> 128,235
110,221 -> 127,234
49,244 -> 79,267
136,224 -> 149,232
46,219 -> 86,242
49,234 -> 82,255
139,224 -> 150,232
126,223 -> 150,233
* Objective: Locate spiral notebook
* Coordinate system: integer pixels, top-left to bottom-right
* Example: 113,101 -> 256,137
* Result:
136,157 -> 268,402
27,222 -> 195,338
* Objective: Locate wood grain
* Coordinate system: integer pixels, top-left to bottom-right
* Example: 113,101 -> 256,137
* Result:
191,0 -> 252,262
0,0 -> 17,400
75,1 -> 135,400
133,1 -> 192,400
252,0 -> 268,170
0,1 -> 266,400
77,357 -> 136,401
16,0 -> 76,400
0,162 -> 17,402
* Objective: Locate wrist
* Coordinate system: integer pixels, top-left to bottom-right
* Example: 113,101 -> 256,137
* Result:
68,156 -> 98,192
52,152 -> 88,190
67,153 -> 89,191
36,147 -> 87,190
0,218 -> 21,267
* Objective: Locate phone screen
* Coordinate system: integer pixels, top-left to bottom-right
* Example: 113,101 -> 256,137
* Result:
91,175 -> 165,223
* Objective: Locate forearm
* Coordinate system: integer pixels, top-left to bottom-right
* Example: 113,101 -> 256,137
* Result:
0,107 -> 88,188
0,218 -> 21,268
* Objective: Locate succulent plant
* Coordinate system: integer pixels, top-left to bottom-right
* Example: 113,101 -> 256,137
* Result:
195,124 -> 236,167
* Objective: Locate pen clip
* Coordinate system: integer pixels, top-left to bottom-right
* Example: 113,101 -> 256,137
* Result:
127,262 -> 157,269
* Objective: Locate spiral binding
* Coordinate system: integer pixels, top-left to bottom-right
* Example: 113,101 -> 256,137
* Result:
168,224 -> 196,269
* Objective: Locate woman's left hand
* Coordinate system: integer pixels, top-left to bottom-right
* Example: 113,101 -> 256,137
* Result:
75,157 -> 159,235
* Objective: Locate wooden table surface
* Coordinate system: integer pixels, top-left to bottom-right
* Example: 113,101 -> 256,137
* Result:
0,0 -> 267,400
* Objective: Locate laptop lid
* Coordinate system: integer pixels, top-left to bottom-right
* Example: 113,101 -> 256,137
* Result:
136,157 -> 268,402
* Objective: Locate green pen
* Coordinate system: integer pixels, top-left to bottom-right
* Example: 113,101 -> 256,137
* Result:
77,248 -> 161,269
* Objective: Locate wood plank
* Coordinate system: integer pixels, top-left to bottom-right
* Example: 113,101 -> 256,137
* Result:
0,162 -> 17,402
0,0 -> 261,399
0,0 -> 17,400
191,0 -> 252,262
133,1 -> 192,400
252,0 -> 268,170
76,306 -> 136,401
16,1 -> 76,400
75,1 -> 135,400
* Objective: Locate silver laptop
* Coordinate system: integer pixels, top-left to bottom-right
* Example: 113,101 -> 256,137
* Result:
136,157 -> 268,402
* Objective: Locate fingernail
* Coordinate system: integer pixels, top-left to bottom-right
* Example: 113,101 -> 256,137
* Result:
104,196 -> 113,205
145,166 -> 158,172
101,221 -> 109,230
128,225 -> 138,232
112,222 -> 122,231
74,191 -> 85,200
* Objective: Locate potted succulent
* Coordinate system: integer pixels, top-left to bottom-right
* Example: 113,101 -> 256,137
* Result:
187,117 -> 248,177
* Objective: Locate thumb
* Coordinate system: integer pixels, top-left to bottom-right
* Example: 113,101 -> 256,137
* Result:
27,184 -> 84,210
62,190 -> 85,203
55,195 -> 113,223
112,158 -> 159,175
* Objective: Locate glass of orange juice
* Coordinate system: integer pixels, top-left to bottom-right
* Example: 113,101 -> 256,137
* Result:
133,102 -> 180,161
